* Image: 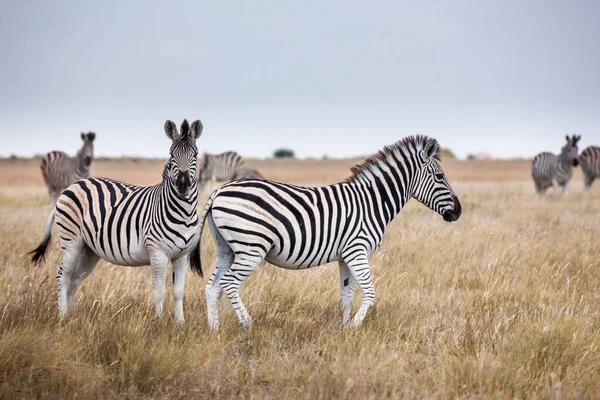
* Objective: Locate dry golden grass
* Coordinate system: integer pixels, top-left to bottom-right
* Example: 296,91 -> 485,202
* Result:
1,157 -> 599,398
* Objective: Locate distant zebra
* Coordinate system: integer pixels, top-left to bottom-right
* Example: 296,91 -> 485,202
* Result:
531,135 -> 580,196
191,135 -> 461,329
234,167 -> 264,180
198,151 -> 261,191
30,119 -> 203,325
41,132 -> 96,208
580,146 -> 600,192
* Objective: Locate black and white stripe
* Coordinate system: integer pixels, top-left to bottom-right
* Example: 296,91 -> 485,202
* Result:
531,135 -> 580,196
41,132 -> 96,208
191,135 -> 461,329
30,120 -> 203,325
580,146 -> 600,192
198,151 -> 261,191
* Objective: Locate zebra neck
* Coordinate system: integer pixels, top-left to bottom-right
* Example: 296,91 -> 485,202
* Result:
161,182 -> 199,217
351,171 -> 411,226
74,152 -> 89,174
558,152 -> 573,170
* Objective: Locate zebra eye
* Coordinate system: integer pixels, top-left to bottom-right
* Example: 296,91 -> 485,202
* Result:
435,173 -> 444,180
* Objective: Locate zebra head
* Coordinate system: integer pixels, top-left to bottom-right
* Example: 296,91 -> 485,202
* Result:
563,135 -> 581,167
80,132 -> 96,167
164,119 -> 203,198
411,137 -> 461,222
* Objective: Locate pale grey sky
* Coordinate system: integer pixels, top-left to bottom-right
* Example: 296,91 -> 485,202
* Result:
1,0 -> 599,159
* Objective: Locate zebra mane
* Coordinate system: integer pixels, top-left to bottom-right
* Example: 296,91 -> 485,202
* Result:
345,135 -> 440,183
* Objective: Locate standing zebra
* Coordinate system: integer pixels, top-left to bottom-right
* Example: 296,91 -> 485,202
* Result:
41,132 -> 96,208
191,135 -> 461,329
30,119 -> 203,325
531,135 -> 580,197
198,151 -> 260,192
580,146 -> 600,192
234,167 -> 264,180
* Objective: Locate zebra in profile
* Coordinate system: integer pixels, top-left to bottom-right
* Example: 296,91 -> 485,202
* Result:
198,151 -> 262,192
531,135 -> 580,197
580,146 -> 600,192
41,132 -> 96,208
30,119 -> 203,325
190,135 -> 461,330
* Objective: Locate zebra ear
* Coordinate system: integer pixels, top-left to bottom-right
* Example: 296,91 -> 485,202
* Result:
164,120 -> 179,141
81,132 -> 85,141
189,120 -> 203,140
574,135 -> 581,144
566,135 -> 570,143
422,138 -> 439,162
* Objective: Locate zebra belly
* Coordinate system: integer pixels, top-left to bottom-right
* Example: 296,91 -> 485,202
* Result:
264,249 -> 342,269
84,236 -> 151,267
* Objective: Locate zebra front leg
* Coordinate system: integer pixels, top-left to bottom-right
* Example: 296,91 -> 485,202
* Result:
171,255 -> 189,325
552,179 -> 560,198
149,250 -> 169,318
343,251 -> 375,327
339,261 -> 356,326
220,253 -> 262,329
584,174 -> 594,193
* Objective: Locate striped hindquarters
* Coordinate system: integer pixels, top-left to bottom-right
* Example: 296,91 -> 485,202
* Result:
580,146 -> 600,178
41,151 -> 89,192
531,152 -> 557,188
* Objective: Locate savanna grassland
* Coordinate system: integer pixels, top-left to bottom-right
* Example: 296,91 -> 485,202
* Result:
1,157 -> 599,399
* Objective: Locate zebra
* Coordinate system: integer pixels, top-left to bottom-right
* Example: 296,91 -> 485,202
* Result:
41,132 -> 96,208
189,135 -> 461,330
531,135 -> 580,196
580,146 -> 600,192
29,119 -> 203,325
198,151 -> 252,192
234,167 -> 264,180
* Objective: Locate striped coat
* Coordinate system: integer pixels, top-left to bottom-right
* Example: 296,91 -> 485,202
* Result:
580,146 -> 600,191
192,135 -> 461,329
531,135 -> 580,195
41,132 -> 96,207
30,120 -> 203,325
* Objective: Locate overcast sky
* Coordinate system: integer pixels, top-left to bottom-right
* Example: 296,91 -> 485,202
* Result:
1,0 -> 599,159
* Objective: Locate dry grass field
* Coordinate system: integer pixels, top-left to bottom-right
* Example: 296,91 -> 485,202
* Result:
1,157 -> 599,398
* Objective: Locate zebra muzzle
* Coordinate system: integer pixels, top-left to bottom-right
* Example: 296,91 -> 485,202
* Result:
573,159 -> 579,167
442,195 -> 461,222
176,171 -> 192,195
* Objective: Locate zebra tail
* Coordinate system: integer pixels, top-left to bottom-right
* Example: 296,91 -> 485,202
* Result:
189,192 -> 218,277
29,207 -> 56,265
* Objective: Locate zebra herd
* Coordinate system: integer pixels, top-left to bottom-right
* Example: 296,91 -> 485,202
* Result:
29,122 -> 598,329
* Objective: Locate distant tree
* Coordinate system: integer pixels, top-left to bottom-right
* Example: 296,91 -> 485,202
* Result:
440,148 -> 456,160
466,154 -> 477,160
273,148 -> 295,159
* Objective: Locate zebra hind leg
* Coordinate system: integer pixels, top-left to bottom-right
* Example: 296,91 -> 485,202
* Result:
205,215 -> 235,330
49,190 -> 60,209
66,245 -> 100,312
342,250 -> 375,327
339,261 -> 356,326
220,251 -> 263,329
56,241 -> 84,318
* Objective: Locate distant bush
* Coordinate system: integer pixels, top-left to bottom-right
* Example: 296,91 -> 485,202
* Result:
440,148 -> 456,160
273,148 -> 295,159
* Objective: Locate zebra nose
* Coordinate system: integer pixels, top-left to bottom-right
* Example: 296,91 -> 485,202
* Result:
573,158 -> 579,167
442,195 -> 461,222
176,170 -> 191,193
